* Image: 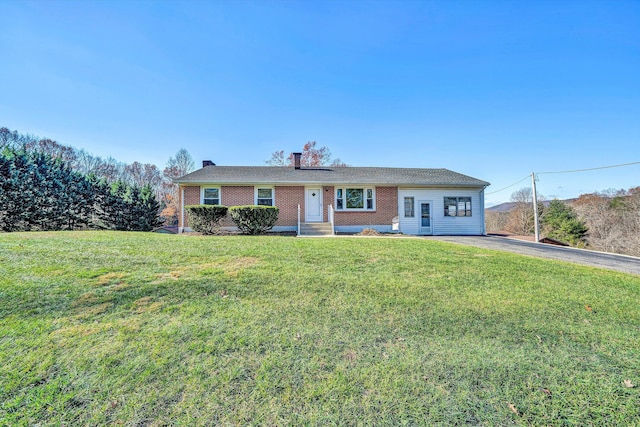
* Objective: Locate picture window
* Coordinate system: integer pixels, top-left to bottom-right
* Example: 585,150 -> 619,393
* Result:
335,187 -> 375,210
444,196 -> 472,217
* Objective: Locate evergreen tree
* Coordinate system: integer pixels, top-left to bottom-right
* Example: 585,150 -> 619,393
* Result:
1,146 -> 161,233
33,151 -> 65,230
542,200 -> 588,246
90,176 -> 116,229
0,150 -> 20,231
108,181 -> 131,230
135,184 -> 162,231
64,170 -> 94,229
0,149 -> 34,231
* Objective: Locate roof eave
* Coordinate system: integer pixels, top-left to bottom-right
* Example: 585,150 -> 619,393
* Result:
175,180 -> 489,187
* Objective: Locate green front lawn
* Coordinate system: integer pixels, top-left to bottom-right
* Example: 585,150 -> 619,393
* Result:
1,231 -> 639,425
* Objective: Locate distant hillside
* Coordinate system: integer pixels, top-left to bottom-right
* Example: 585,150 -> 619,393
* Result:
487,199 -> 577,212
486,202 -> 516,212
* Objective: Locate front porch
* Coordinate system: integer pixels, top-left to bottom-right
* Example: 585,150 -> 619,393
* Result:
297,203 -> 335,236
298,222 -> 335,237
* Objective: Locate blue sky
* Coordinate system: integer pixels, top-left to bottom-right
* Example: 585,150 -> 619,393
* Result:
1,0 -> 639,205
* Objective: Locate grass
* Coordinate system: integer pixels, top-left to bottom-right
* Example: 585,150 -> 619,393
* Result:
1,231 -> 639,426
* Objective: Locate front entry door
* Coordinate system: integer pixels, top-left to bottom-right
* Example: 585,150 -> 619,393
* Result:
419,202 -> 432,235
306,188 -> 323,222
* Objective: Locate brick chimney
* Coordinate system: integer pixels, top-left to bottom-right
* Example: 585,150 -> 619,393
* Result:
293,152 -> 302,169
202,160 -> 215,167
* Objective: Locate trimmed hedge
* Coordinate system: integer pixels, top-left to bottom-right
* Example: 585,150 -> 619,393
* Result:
185,205 -> 228,235
229,205 -> 279,235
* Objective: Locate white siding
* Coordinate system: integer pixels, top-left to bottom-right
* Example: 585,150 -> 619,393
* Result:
398,188 -> 485,235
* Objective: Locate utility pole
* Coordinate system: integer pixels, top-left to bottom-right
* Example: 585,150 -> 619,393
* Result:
531,172 -> 540,243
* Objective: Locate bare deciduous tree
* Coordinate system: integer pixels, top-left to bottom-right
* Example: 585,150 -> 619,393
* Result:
485,210 -> 509,233
504,187 -> 544,235
161,148 -> 195,224
573,188 -> 640,256
266,141 -> 347,167
165,148 -> 195,177
73,149 -> 96,175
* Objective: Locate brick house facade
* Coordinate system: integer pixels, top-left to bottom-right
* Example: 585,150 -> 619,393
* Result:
175,156 -> 489,235
179,184 -> 399,230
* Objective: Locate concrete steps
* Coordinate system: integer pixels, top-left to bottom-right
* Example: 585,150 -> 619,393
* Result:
299,222 -> 334,236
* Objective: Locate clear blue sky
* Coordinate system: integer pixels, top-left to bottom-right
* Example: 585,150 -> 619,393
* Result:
1,0 -> 639,205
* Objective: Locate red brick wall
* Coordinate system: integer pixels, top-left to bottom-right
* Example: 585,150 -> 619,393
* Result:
180,184 -> 398,229
273,186 -> 304,226
180,184 -> 306,228
221,186 -> 254,206
323,186 -> 334,222
179,185 -> 255,228
179,186 -> 201,228
334,186 -> 398,226
219,185 -> 304,227
218,186 -> 253,227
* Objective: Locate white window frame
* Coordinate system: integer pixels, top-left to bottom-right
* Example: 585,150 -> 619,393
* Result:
404,197 -> 415,217
255,186 -> 275,206
335,186 -> 376,211
201,187 -> 221,205
444,196 -> 472,217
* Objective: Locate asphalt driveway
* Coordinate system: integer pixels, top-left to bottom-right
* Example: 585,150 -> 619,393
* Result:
425,235 -> 640,276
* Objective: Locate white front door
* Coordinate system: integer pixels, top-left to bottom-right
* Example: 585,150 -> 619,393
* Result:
305,188 -> 323,222
419,201 -> 432,235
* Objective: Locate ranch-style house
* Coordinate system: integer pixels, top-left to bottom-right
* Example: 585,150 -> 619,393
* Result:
174,153 -> 490,236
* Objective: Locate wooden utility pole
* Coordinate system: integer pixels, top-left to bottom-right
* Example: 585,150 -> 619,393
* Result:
531,172 -> 540,243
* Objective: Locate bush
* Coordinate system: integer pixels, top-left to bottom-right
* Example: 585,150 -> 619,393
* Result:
229,205 -> 279,235
185,205 -> 228,235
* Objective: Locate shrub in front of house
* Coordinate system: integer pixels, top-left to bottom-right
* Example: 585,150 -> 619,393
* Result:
185,205 -> 228,235
229,205 -> 279,235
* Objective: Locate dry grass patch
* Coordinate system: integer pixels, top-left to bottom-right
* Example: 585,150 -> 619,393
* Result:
74,302 -> 113,318
154,270 -> 185,281
133,297 -> 164,313
71,291 -> 99,307
343,349 -> 358,362
95,272 -> 126,286
112,281 -> 132,291
357,228 -> 382,236
222,256 -> 261,277
52,324 -> 105,340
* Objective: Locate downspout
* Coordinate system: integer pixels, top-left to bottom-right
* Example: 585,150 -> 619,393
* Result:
481,185 -> 487,235
180,187 -> 185,234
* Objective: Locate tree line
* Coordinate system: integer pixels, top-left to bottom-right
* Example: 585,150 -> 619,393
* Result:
486,186 -> 640,256
0,147 -> 162,232
0,127 -> 195,226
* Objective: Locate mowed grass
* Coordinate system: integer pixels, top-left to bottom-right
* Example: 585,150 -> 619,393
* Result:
1,232 -> 639,426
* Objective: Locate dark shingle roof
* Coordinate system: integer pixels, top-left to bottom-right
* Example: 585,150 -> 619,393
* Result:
175,166 -> 489,187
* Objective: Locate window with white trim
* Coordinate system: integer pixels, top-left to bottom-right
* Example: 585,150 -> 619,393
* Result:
256,187 -> 274,206
202,187 -> 220,205
336,188 -> 344,210
335,187 -> 375,210
444,196 -> 472,217
404,197 -> 415,217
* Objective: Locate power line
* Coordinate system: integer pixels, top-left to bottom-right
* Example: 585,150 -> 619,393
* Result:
485,160 -> 640,197
485,175 -> 530,195
537,161 -> 640,175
